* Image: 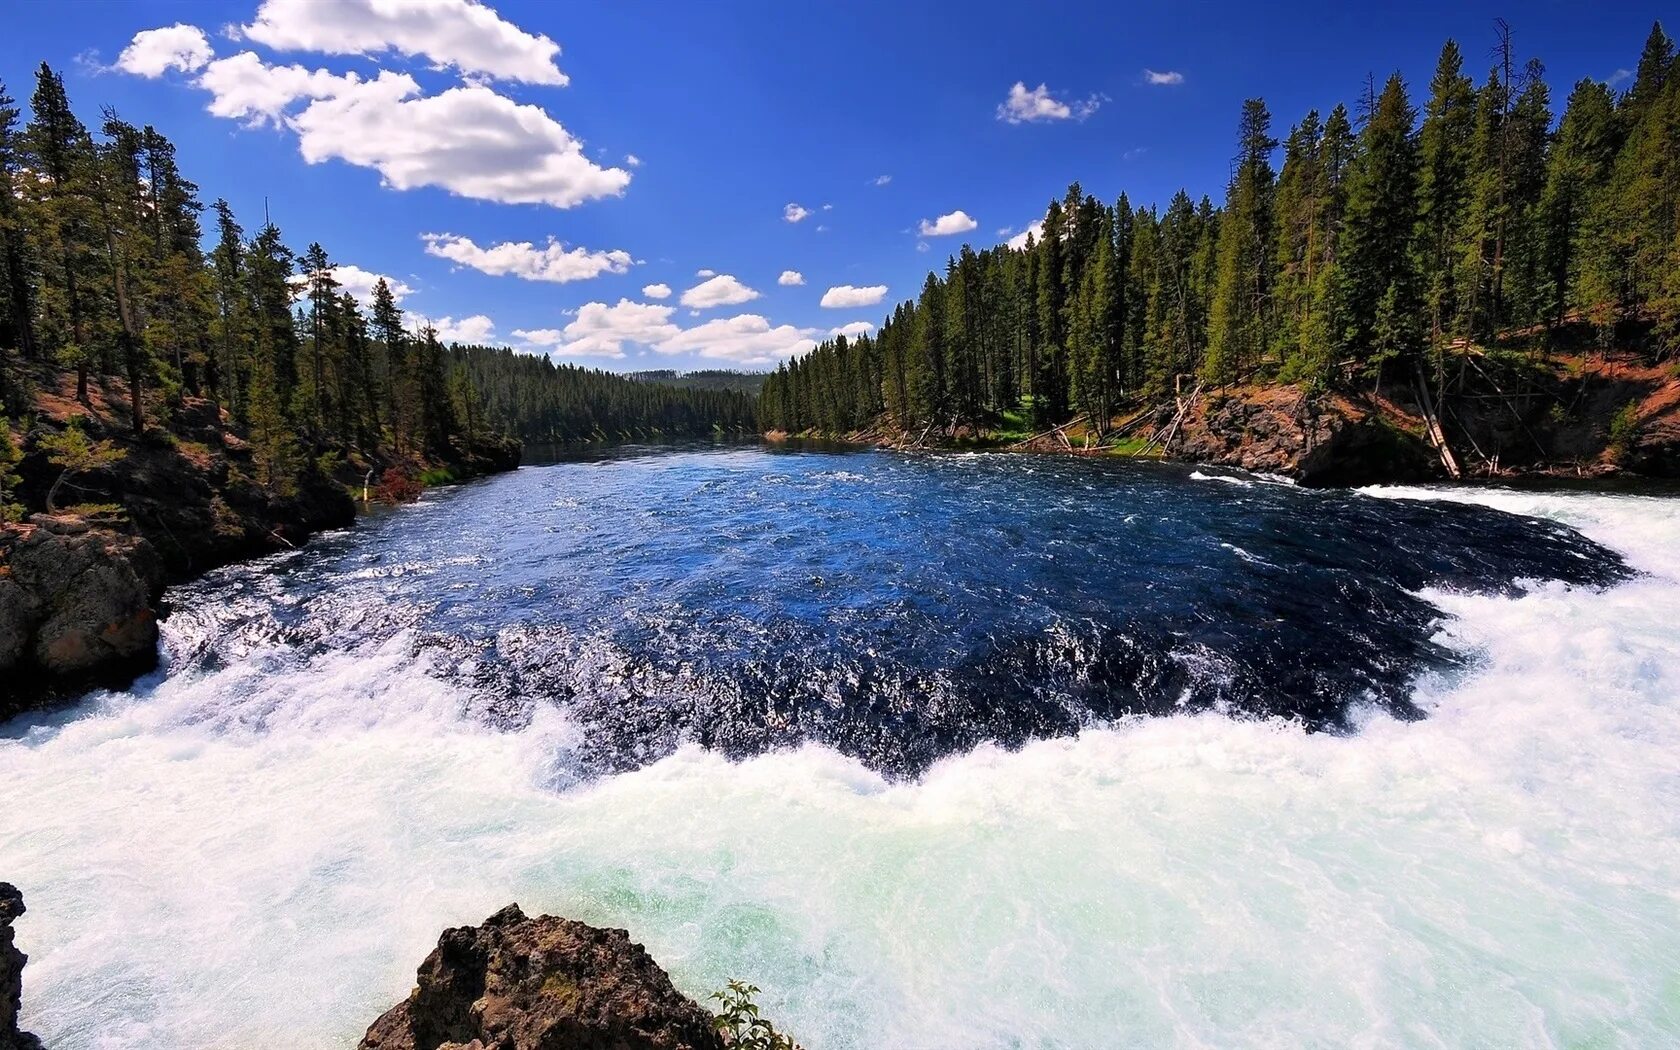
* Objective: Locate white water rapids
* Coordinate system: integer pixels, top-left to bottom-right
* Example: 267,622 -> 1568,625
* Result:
2,484 -> 1678,1048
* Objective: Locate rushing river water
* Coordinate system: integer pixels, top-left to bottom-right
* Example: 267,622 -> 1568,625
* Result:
4,446 -> 1679,1048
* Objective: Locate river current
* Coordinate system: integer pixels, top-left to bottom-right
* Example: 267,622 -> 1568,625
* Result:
3,446 -> 1678,1047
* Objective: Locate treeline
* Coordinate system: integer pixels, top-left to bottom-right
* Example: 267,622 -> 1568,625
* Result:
762,22 -> 1680,435
451,348 -> 757,442
628,369 -> 768,395
0,63 -> 754,494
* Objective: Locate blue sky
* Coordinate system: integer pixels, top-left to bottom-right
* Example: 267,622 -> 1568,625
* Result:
3,0 -> 1664,371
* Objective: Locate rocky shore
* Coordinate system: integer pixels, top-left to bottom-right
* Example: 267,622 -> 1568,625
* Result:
0,387 -> 520,722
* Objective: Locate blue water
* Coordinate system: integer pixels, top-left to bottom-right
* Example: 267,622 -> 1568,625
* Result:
161,445 -> 1625,777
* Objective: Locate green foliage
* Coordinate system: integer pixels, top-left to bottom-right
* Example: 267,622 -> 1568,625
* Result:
711,980 -> 801,1050
39,415 -> 126,513
0,416 -> 22,521
1608,400 -> 1642,459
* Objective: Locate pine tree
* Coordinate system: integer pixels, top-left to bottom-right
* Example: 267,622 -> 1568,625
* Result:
1415,41 -> 1476,372
0,81 -> 38,360
1206,99 -> 1278,384
1337,73 -> 1421,380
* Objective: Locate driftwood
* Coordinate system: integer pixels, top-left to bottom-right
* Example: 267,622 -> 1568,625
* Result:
1006,414 -> 1089,450
1134,381 -> 1203,457
1413,366 -> 1463,479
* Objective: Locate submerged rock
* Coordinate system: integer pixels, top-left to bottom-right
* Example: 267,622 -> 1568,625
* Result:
0,884 -> 42,1050
360,904 -> 725,1050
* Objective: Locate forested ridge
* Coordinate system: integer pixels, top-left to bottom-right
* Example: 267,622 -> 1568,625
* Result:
760,23 -> 1680,449
0,62 -> 756,519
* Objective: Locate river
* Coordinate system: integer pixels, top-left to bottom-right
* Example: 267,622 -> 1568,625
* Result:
3,446 -> 1678,1047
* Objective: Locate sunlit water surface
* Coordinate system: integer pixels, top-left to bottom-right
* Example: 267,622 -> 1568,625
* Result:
3,447 -> 1678,1048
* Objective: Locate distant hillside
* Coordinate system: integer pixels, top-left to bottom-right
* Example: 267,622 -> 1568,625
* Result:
628,369 -> 768,395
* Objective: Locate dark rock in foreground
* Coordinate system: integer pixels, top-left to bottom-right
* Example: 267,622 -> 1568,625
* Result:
360,904 -> 725,1050
0,884 -> 42,1050
0,519 -> 166,714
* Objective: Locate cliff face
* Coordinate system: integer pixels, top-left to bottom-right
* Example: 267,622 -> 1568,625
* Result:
0,885 -> 42,1050
360,904 -> 725,1050
1171,386 -> 1438,486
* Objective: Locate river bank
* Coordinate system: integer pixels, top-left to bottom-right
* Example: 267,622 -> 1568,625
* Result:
0,372 -> 520,720
771,350 -> 1680,488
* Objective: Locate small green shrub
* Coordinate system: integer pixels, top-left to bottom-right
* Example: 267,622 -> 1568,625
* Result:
1608,400 -> 1641,461
711,980 -> 801,1050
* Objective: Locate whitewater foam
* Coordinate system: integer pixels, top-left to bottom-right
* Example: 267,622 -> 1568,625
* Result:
3,485 -> 1679,1048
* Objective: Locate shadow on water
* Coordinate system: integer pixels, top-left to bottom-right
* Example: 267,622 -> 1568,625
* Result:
146,447 -> 1631,779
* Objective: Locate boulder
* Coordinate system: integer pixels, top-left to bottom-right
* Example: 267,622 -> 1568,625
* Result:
360,905 -> 724,1050
0,520 -> 165,719
0,884 -> 43,1050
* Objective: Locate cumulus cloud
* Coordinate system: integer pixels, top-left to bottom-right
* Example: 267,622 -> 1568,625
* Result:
681,274 -> 760,309
625,153 -> 642,167
918,210 -> 978,237
238,0 -> 567,85
511,327 -> 564,347
783,202 -> 811,223
777,270 -> 805,286
115,24 -> 213,76
285,72 -> 630,208
415,314 -> 497,344
657,314 -> 816,366
1006,219 -> 1045,251
1144,69 -> 1185,86
547,298 -> 679,358
830,321 -> 875,339
421,232 -> 632,284
121,38 -> 630,208
695,268 -> 716,277
996,82 -> 1103,124
820,284 -> 887,309
288,263 -> 414,308
642,283 -> 672,299
872,174 -> 892,186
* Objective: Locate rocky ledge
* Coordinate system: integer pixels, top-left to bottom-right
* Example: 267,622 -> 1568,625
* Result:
361,904 -> 725,1050
1170,386 -> 1437,486
1,885 -> 42,1050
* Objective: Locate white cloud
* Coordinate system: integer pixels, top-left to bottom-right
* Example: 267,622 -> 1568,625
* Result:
820,284 -> 887,308
830,321 -> 875,339
116,24 -> 213,77
695,268 -> 716,277
415,314 -> 497,344
872,174 -> 892,186
195,52 -> 353,124
549,298 -> 679,359
1606,68 -> 1633,86
918,210 -> 978,237
916,241 -> 930,253
625,153 -> 642,167
783,202 -> 811,223
1006,219 -> 1045,251
511,327 -> 564,347
997,82 -> 1067,123
286,73 -> 629,208
821,203 -> 833,211
238,0 -> 567,85
288,263 -> 414,308
642,282 -> 672,299
1144,69 -> 1185,86
681,274 -> 760,309
778,270 -> 805,286
657,314 -> 816,366
421,232 -> 632,284
166,52 -> 630,207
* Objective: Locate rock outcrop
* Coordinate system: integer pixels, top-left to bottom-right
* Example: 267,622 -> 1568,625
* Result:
0,884 -> 43,1050
0,518 -> 166,716
1171,385 -> 1438,486
360,905 -> 725,1050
